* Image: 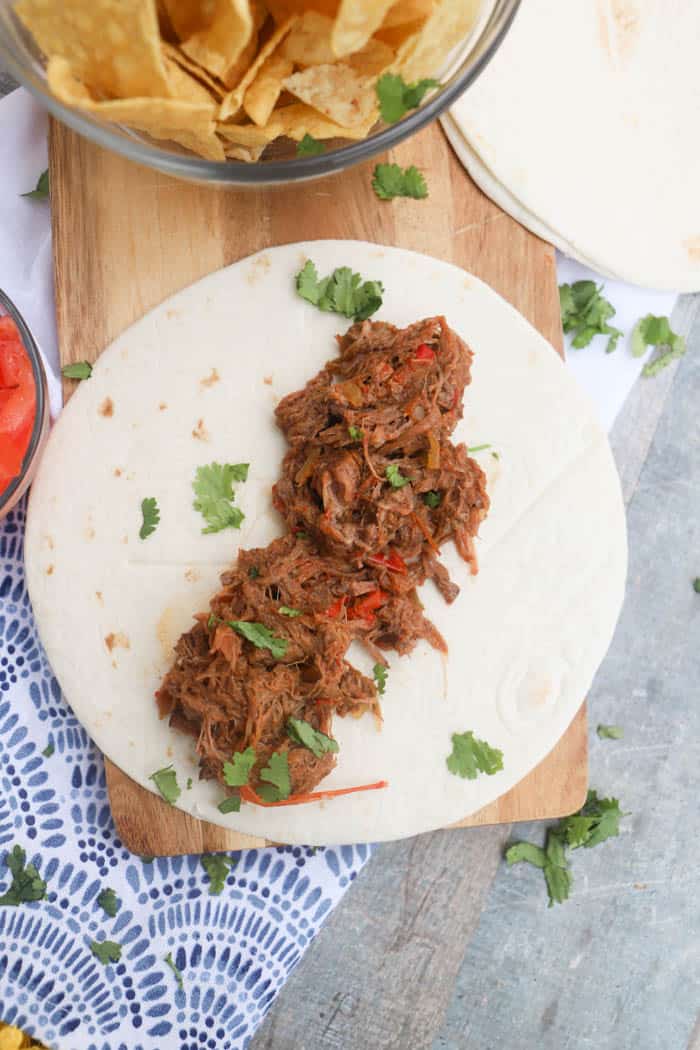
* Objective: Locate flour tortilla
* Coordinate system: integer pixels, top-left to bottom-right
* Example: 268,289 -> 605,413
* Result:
25,241 -> 626,845
446,0 -> 700,292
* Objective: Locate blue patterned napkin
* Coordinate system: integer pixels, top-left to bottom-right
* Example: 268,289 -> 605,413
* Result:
0,500 -> 372,1048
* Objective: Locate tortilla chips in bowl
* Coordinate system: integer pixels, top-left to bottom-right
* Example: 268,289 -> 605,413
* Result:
0,0 -> 519,185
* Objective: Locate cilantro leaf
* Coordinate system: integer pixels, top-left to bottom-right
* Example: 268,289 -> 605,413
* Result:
201,853 -> 233,895
295,260 -> 383,321
694,578 -> 700,594
207,613 -> 221,629
631,314 -> 687,377
422,490 -> 441,509
287,717 -> 339,759
259,751 -> 291,802
467,444 -> 491,453
61,360 -> 92,380
229,620 -> 288,659
505,842 -> 547,869
139,496 -> 160,540
373,663 -> 387,695
372,163 -> 428,201
279,605 -> 302,617
543,851 -> 572,906
148,764 -> 181,805
248,566 -> 260,579
165,951 -> 184,990
375,73 -> 440,124
22,168 -> 49,200
90,939 -> 122,964
218,794 -> 241,814
559,281 -> 622,353
0,845 -> 47,907
41,741 -> 54,758
186,777 -> 193,790
222,747 -> 256,787
192,463 -> 248,534
97,887 -> 121,918
385,464 -> 409,488
597,724 -> 623,740
562,790 -> 623,849
348,425 -> 363,441
446,731 -> 503,780
297,133 -> 325,157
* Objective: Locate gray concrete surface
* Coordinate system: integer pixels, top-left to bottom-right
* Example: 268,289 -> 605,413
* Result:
1,68 -> 698,1050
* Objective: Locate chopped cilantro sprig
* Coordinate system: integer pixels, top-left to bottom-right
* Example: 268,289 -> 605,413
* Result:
372,163 -> 428,201
559,281 -> 622,353
295,260 -> 383,322
376,73 -> 440,124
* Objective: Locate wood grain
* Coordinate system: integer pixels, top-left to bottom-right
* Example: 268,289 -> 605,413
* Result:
50,116 -> 587,856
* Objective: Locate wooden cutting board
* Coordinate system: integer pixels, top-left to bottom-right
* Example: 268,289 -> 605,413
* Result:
50,117 -> 587,855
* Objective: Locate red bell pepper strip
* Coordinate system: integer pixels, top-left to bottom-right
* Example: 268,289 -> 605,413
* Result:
414,343 -> 435,362
368,551 -> 407,574
347,589 -> 387,622
240,781 -> 388,807
325,596 -> 347,619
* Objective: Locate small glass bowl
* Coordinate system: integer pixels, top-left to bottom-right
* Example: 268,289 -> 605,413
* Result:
0,0 -> 520,187
0,289 -> 50,519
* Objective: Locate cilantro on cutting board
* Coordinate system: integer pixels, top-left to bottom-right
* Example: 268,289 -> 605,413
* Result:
372,163 -> 428,201
295,260 -> 384,322
60,360 -> 92,380
375,73 -> 440,124
0,845 -> 47,906
446,731 -> 503,780
193,462 -> 248,534
506,789 -> 625,906
287,717 -> 339,759
559,281 -> 622,353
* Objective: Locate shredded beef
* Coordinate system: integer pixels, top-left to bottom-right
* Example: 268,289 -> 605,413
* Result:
157,317 -> 489,801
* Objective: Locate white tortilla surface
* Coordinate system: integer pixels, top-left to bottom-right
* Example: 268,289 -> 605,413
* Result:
25,241 -> 627,845
446,0 -> 700,291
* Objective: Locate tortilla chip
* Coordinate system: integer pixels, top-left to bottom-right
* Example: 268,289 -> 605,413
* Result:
279,12 -> 336,65
161,0 -> 209,39
223,142 -> 267,161
162,41 -> 226,98
219,15 -> 297,120
48,56 -> 226,161
331,0 -> 395,57
283,64 -> 377,128
394,0 -> 481,81
217,100 -> 374,148
382,0 -> 433,29
375,17 -> 426,49
180,0 -> 256,86
266,0 -> 339,23
15,0 -> 171,99
163,48 -> 220,104
243,53 -> 295,126
346,37 -> 394,76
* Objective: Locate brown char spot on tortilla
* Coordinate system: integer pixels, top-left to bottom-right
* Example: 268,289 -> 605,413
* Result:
192,418 -> 210,441
99,397 -> 114,417
200,368 -> 220,388
684,235 -> 700,263
46,565 -> 54,576
159,402 -> 168,410
105,632 -> 130,652
96,591 -> 104,605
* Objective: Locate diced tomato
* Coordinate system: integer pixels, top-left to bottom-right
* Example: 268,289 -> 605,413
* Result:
325,596 -> 347,619
0,316 -> 35,491
347,589 -> 387,623
368,551 -> 407,574
413,343 -> 435,362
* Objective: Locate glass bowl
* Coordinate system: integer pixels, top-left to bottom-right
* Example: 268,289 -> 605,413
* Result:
0,0 -> 520,187
0,289 -> 49,519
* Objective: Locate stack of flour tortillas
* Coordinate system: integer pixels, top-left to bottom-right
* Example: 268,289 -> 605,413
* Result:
443,0 -> 700,292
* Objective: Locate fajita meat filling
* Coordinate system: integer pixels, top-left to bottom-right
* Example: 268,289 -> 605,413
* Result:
156,317 -> 489,802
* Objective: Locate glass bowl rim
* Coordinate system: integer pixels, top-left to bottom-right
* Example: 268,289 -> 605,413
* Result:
0,0 -> 521,185
0,288 -> 48,513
